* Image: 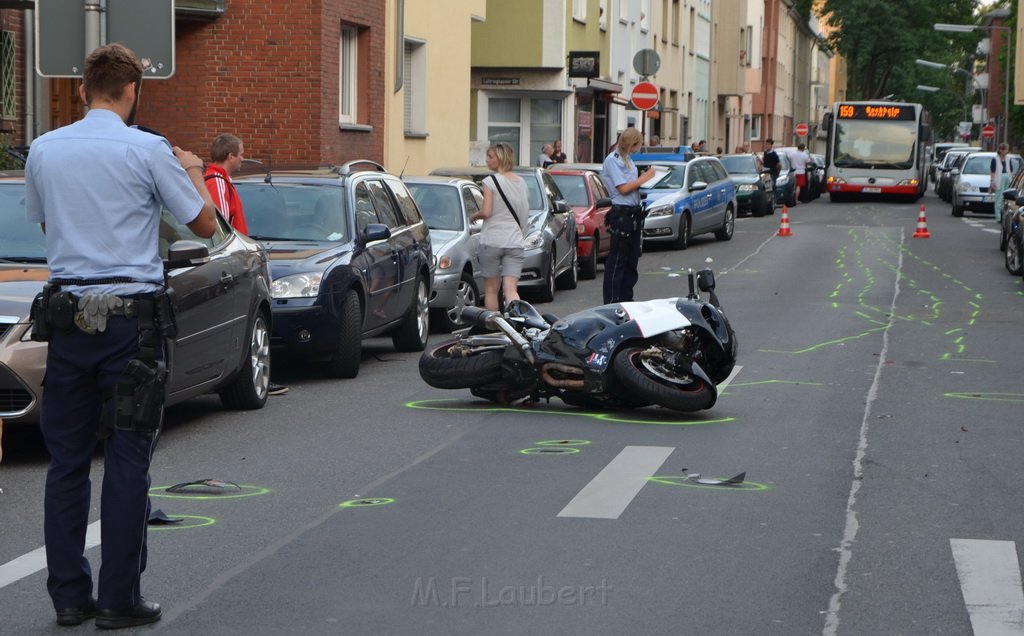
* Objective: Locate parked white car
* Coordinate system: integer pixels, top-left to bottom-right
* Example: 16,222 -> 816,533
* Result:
951,152 -> 1022,217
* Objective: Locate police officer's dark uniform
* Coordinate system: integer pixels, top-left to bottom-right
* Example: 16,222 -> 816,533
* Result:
600,145 -> 656,304
24,43 -> 216,629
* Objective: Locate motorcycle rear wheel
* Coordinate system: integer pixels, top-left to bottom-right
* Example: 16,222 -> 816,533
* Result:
612,346 -> 716,412
419,340 -> 504,389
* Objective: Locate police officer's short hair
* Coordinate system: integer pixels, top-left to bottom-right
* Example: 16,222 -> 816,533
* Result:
82,44 -> 144,106
211,134 -> 242,163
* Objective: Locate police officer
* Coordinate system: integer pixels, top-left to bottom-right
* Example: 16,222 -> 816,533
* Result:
601,127 -> 657,303
25,44 -> 217,629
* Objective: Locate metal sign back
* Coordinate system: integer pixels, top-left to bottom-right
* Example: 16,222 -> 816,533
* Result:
36,0 -> 175,79
632,49 -> 661,78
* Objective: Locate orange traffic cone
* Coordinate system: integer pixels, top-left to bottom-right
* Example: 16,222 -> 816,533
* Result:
777,205 -> 793,237
912,203 -> 931,238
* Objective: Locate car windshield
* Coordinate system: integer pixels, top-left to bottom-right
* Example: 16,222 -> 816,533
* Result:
0,183 -> 47,262
961,156 -> 993,175
635,163 -> 686,189
719,156 -> 756,174
510,172 -> 546,211
406,183 -> 464,231
237,183 -> 350,242
549,174 -> 590,206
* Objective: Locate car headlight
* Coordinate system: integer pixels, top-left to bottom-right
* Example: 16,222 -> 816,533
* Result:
737,184 -> 756,192
958,181 -> 978,193
524,231 -> 545,249
437,255 -> 453,270
776,175 -> 790,186
272,272 -> 323,298
647,204 -> 674,218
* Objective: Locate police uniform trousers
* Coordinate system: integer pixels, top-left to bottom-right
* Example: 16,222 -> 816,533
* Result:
41,315 -> 156,611
603,207 -> 644,304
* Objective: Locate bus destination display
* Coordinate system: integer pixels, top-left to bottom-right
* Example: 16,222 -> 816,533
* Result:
837,104 -> 915,121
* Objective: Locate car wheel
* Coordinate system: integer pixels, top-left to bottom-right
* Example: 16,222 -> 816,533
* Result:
753,194 -> 767,217
714,205 -> 735,241
324,289 -> 363,378
952,200 -> 964,218
670,213 -> 691,250
555,244 -> 578,290
392,276 -> 430,352
787,188 -> 797,207
999,214 -> 1011,252
436,271 -> 479,332
1006,229 -> 1023,275
535,251 -> 556,303
218,310 -> 270,410
579,235 -> 598,279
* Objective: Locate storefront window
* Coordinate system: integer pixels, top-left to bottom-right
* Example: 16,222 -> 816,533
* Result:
530,99 -> 562,166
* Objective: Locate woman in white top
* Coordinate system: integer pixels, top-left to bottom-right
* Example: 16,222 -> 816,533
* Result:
470,142 -> 531,311
991,142 -> 1012,223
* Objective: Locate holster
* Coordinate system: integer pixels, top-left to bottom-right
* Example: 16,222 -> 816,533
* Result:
109,359 -> 168,433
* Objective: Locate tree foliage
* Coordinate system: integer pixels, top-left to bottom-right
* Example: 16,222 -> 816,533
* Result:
821,0 -> 982,138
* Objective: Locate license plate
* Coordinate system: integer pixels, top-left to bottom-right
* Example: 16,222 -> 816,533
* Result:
863,187 -> 881,193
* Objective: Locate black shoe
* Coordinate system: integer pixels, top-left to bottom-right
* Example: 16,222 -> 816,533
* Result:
267,382 -> 289,396
95,599 -> 162,630
55,598 -> 96,626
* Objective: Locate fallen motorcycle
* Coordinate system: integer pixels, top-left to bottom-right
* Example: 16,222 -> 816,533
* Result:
419,268 -> 736,413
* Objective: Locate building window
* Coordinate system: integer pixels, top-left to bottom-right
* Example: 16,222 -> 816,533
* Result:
599,0 -> 607,30
572,0 -> 586,22
640,0 -> 650,32
404,39 -> 426,135
751,115 -> 761,141
619,0 -> 628,23
339,24 -> 359,125
741,26 -> 753,67
0,31 -> 15,120
488,98 -> 522,162
671,0 -> 680,45
485,96 -> 562,165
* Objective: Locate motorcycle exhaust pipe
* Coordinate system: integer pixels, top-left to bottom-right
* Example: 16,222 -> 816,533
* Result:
540,363 -> 585,389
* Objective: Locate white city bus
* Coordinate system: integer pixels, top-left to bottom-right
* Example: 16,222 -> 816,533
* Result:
823,101 -> 932,201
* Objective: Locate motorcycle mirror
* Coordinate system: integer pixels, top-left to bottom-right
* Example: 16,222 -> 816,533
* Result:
696,268 -> 716,292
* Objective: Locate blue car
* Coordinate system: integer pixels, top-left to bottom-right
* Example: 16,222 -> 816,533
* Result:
631,154 -> 738,250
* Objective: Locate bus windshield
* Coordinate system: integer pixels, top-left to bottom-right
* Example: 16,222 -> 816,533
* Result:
833,119 -> 916,169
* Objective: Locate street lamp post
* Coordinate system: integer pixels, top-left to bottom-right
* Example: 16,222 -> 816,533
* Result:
915,58 -> 976,120
935,22 -> 1013,145
915,84 -> 970,125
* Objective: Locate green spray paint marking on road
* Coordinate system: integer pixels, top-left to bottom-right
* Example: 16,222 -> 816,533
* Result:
148,515 -> 217,531
520,447 -> 581,455
943,392 -> 1024,402
149,485 -> 271,500
647,475 -> 769,492
406,399 -> 734,426
758,326 -> 887,354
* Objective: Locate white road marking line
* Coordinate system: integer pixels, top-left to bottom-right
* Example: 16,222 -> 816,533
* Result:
557,446 -> 674,519
0,521 -> 101,590
951,538 -> 1024,635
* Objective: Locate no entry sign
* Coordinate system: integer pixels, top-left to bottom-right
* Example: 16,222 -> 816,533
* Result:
631,82 -> 659,111
982,124 -> 995,139
795,122 -> 809,137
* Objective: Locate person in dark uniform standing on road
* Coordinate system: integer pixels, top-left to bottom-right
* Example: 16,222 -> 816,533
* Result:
25,43 -> 217,630
600,127 -> 657,303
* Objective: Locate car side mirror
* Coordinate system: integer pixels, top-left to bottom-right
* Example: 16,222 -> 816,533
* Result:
363,222 -> 391,243
165,240 -> 209,269
689,181 -> 709,192
1016,195 -> 1024,207
554,199 -> 570,214
951,168 -> 960,176
595,197 -> 612,208
1003,189 -> 1018,201
470,218 -> 483,234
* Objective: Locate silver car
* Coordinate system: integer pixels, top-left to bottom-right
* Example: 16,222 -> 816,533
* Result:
429,166 -> 578,303
952,152 -> 1022,217
403,176 -> 485,331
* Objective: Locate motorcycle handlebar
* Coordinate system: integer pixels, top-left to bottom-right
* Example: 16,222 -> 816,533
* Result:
459,305 -> 500,328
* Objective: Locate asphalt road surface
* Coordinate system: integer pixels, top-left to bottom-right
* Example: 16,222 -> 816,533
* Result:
2,189 -> 1023,635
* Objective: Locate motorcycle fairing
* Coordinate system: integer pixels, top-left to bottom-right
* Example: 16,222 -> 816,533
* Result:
619,299 -> 691,336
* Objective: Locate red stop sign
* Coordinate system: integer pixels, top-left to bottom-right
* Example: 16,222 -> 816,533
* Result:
982,124 -> 995,139
795,122 -> 809,137
630,82 -> 659,111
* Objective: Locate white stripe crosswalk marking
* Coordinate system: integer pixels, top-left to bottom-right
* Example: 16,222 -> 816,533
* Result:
950,538 -> 1024,635
0,521 -> 101,589
557,446 -> 674,519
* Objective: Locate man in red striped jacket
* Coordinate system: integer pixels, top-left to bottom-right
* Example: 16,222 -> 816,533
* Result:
203,133 -> 249,235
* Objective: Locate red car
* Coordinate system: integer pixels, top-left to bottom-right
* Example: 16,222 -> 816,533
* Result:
548,168 -> 612,279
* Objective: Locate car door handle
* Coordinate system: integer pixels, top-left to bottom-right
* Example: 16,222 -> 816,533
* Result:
220,272 -> 235,288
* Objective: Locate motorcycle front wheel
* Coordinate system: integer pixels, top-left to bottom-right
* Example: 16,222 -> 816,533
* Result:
612,346 -> 716,412
419,340 -> 504,389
